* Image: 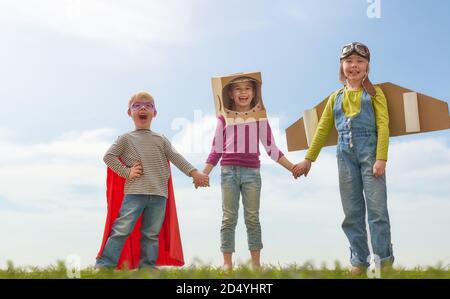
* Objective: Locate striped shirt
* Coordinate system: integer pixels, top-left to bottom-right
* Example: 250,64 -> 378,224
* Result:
104,129 -> 196,197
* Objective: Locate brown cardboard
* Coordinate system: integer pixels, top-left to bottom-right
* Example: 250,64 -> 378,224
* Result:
286,82 -> 450,151
211,72 -> 267,124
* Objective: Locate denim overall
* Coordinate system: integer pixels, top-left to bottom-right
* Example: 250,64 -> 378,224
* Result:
334,88 -> 394,268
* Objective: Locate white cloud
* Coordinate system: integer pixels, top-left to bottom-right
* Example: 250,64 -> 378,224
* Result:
0,128 -> 115,211
0,208 -> 104,268
0,0 -> 195,47
0,128 -> 118,268
0,124 -> 449,269
388,137 -> 450,193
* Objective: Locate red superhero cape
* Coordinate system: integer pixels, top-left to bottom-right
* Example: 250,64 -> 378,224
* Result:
97,164 -> 184,269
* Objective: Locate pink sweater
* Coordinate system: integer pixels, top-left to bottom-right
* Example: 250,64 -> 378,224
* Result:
206,115 -> 284,169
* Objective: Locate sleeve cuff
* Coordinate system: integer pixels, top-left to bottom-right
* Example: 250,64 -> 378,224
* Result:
206,157 -> 219,166
187,167 -> 197,176
305,153 -> 317,162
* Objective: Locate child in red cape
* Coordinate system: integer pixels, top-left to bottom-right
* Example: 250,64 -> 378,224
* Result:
95,91 -> 209,270
97,166 -> 184,269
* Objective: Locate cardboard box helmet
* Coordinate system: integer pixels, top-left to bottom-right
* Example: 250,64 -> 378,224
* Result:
211,72 -> 267,124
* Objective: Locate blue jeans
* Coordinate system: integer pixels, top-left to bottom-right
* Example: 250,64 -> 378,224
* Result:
220,166 -> 263,252
96,194 -> 167,268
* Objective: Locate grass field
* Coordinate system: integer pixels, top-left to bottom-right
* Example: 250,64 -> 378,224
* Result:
1,260 -> 449,279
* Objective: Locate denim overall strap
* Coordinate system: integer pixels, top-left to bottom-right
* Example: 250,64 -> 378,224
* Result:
333,88 -> 394,268
334,89 -> 377,148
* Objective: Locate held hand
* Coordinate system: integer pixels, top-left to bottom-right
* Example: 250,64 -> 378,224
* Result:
292,159 -> 312,178
373,160 -> 386,177
291,164 -> 303,179
191,170 -> 210,188
129,162 -> 143,179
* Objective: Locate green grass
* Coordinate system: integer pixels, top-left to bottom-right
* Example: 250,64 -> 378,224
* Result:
1,260 -> 449,279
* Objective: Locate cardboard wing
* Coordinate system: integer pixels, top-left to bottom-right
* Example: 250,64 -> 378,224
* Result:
211,71 -> 267,125
286,82 -> 450,152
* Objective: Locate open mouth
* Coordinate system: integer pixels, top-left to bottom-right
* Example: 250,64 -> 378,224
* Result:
138,114 -> 148,121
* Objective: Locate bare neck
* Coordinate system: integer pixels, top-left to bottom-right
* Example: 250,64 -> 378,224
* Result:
346,80 -> 363,91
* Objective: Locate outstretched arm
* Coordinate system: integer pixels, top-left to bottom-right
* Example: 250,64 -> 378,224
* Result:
277,156 -> 294,172
203,163 -> 215,175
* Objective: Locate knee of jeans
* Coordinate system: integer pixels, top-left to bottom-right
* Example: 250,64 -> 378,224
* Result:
244,213 -> 260,227
341,218 -> 365,232
368,205 -> 389,222
342,206 -> 365,223
110,223 -> 134,238
222,214 -> 238,228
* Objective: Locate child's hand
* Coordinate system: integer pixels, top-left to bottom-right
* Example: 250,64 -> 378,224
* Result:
373,160 -> 386,177
128,162 -> 143,180
292,159 -> 312,178
291,164 -> 302,179
191,170 -> 210,188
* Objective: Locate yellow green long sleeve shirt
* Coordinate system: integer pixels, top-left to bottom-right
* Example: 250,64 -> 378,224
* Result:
305,86 -> 389,162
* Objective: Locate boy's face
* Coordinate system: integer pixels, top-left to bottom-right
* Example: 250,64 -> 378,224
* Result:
342,54 -> 369,82
229,81 -> 255,111
127,98 -> 156,129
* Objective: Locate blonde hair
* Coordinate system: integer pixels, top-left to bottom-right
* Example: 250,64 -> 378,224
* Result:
128,91 -> 154,107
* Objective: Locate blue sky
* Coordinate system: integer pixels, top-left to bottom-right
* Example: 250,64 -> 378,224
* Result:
0,0 -> 449,270
1,0 -> 450,141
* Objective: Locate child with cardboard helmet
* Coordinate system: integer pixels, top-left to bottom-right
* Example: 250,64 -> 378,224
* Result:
205,72 -> 298,270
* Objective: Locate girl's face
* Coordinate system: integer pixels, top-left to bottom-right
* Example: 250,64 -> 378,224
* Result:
342,54 -> 369,83
229,81 -> 255,111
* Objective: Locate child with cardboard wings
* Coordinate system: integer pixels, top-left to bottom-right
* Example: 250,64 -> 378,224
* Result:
294,42 -> 394,274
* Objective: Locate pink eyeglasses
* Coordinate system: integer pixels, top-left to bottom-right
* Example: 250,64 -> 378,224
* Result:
130,102 -> 156,112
